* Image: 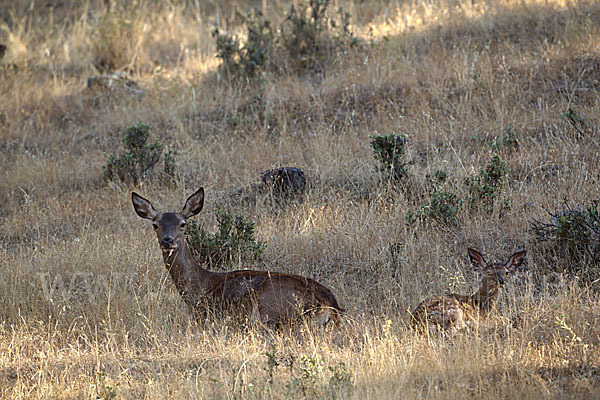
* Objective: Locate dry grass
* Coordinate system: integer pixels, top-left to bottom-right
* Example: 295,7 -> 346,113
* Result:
1,0 -> 600,398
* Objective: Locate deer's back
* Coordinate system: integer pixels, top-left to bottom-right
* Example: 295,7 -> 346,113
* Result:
206,269 -> 343,324
411,294 -> 476,332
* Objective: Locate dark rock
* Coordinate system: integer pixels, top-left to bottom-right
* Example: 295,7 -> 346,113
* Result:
260,167 -> 307,196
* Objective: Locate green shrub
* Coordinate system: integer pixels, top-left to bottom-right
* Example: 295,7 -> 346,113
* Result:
531,201 -> 600,281
212,10 -> 274,77
103,122 -> 175,184
185,210 -> 265,269
94,6 -> 143,71
370,134 -> 408,182
405,190 -> 462,226
163,146 -> 178,180
464,154 -> 510,211
212,0 -> 358,78
429,169 -> 449,184
280,0 -> 357,71
491,126 -> 519,151
562,107 -> 586,131
280,353 -> 353,398
421,191 -> 462,225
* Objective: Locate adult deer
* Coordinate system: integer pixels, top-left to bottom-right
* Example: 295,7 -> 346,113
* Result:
410,248 -> 526,334
132,187 -> 343,328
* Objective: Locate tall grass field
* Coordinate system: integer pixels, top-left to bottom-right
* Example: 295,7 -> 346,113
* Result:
1,0 -> 599,398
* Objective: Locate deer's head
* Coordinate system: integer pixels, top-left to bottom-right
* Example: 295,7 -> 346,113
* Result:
132,188 -> 204,252
468,248 -> 527,286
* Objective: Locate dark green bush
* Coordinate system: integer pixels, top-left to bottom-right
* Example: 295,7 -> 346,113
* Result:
562,107 -> 586,131
531,201 -> 600,281
280,0 -> 357,71
185,210 -> 265,269
370,134 -> 408,182
406,190 -> 462,226
491,126 -> 519,151
212,10 -> 274,77
103,122 -> 176,184
421,191 -> 462,225
212,0 -> 358,78
464,154 -> 510,211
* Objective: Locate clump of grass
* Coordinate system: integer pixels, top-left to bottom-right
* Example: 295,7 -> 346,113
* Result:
103,122 -> 176,184
531,200 -> 600,281
185,210 -> 265,269
370,133 -> 408,182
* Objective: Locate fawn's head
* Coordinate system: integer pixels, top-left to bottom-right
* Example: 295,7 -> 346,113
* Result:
132,188 -> 204,252
468,248 -> 527,285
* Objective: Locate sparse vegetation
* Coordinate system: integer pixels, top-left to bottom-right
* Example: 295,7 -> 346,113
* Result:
2,0 -> 600,398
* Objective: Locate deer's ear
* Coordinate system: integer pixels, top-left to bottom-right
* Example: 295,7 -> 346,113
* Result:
506,250 -> 527,271
132,192 -> 158,220
181,187 -> 204,218
468,248 -> 487,269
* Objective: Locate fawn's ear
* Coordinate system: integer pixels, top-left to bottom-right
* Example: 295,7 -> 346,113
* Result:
132,192 -> 158,220
468,248 -> 487,269
506,250 -> 527,271
181,187 -> 204,219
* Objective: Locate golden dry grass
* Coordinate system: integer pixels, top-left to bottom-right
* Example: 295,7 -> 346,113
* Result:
1,0 -> 600,398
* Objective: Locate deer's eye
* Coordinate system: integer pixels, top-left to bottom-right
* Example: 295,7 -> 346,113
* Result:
180,222 -> 187,229
152,223 -> 159,230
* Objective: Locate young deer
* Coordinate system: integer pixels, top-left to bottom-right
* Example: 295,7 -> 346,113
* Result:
410,248 -> 526,334
132,187 -> 343,328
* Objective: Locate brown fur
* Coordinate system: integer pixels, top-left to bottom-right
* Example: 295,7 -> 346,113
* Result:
132,187 -> 343,328
410,248 -> 526,334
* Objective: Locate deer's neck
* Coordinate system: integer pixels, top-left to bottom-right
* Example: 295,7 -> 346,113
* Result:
161,240 -> 217,305
469,277 -> 501,315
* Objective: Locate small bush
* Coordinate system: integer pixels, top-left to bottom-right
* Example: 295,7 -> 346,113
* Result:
531,201 -> 600,281
428,169 -> 449,184
94,6 -> 144,72
163,146 -> 178,180
212,10 -> 274,77
280,353 -> 353,398
280,0 -> 357,72
103,122 -> 176,184
212,0 -> 358,78
406,190 -> 462,226
185,210 -> 265,269
421,191 -> 462,225
464,154 -> 510,211
370,134 -> 408,182
562,107 -> 586,132
491,126 -> 519,151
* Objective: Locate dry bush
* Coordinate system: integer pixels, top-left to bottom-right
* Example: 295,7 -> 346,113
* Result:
1,0 -> 600,398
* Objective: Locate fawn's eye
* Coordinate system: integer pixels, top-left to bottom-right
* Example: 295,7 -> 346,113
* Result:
152,223 -> 158,230
180,222 -> 187,229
